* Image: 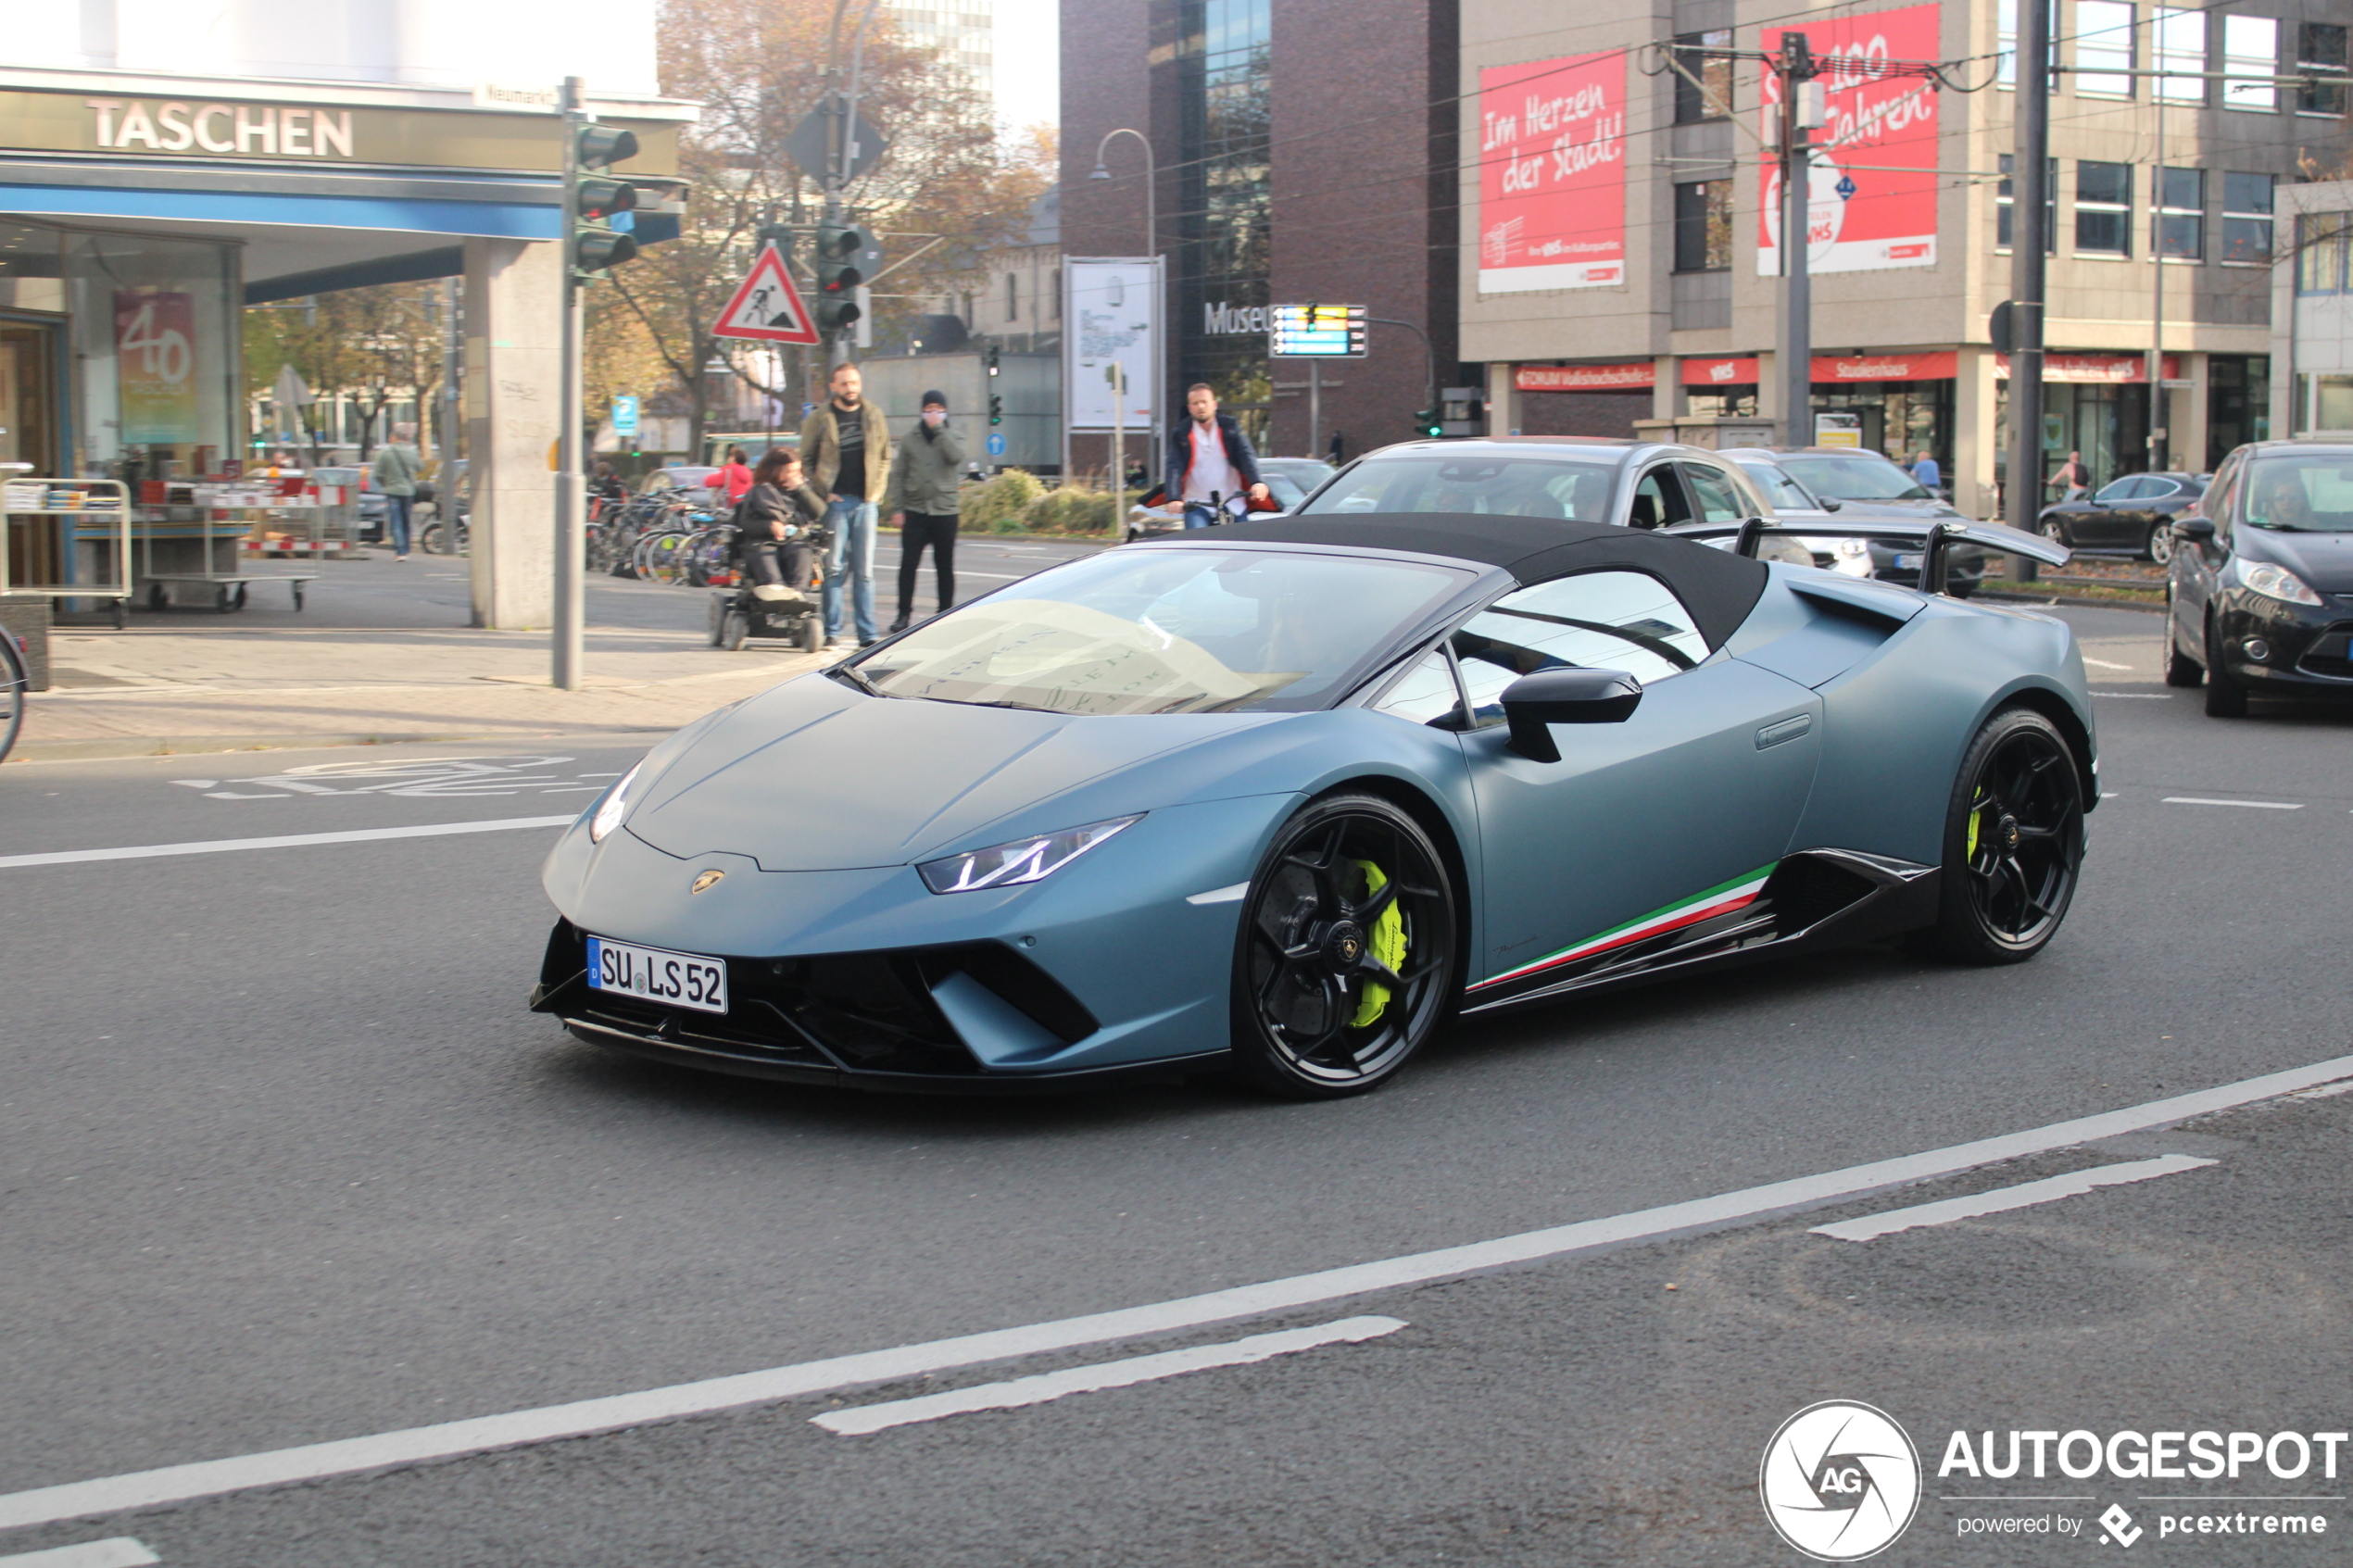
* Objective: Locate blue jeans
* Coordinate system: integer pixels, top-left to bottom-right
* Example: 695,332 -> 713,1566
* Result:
822,495 -> 878,642
384,494 -> 414,555
1183,502 -> 1219,530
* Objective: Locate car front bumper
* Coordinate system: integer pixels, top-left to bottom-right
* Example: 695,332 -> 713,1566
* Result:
2212,590 -> 2353,698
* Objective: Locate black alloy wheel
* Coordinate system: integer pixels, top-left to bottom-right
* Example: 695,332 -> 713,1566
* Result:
1912,708 -> 2085,964
1231,794 -> 1460,1098
2203,611 -> 2248,718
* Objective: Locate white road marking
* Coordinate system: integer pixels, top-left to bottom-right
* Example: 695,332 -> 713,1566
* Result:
1185,882 -> 1250,905
0,1541 -> 158,1568
812,1317 -> 1406,1436
2161,797 -> 2304,810
0,817 -> 576,871
1,1056 -> 2346,1532
2081,656 -> 2133,670
1809,1155 -> 2216,1242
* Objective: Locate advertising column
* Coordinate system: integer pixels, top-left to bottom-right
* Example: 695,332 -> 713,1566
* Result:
1476,52 -> 1629,295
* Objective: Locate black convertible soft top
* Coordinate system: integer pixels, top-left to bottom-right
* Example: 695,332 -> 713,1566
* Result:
1195,513 -> 1770,651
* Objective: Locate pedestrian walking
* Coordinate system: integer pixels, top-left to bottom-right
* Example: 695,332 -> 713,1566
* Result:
737,448 -> 826,593
1327,430 -> 1345,466
1145,383 -> 1268,528
883,389 -> 966,633
1908,449 -> 1942,492
371,421 -> 422,559
704,445 -> 754,505
2048,449 -> 2088,502
799,363 -> 893,646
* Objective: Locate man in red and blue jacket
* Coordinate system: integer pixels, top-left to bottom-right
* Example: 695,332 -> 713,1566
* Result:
1144,383 -> 1270,528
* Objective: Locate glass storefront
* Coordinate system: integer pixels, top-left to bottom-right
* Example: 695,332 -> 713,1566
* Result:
1994,379 -> 2150,495
1172,0 -> 1272,444
2207,355 -> 2269,466
1808,380 -> 1952,473
64,230 -> 241,478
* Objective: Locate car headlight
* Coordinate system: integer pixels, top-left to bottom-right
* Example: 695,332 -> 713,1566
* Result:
1835,538 -> 1870,559
588,761 -> 643,844
918,815 -> 1141,894
2233,558 -> 2322,608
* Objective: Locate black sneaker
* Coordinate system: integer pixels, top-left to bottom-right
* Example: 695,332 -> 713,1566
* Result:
887,613 -> 910,633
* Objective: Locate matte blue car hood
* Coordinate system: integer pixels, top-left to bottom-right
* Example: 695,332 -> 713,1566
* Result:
627,673 -> 1283,871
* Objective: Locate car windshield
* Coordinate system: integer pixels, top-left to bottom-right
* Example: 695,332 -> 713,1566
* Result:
1734,461 -> 1818,512
854,547 -> 1469,715
644,467 -> 716,493
1293,455 -> 1620,521
1779,454 -> 1931,503
2244,457 -> 2353,533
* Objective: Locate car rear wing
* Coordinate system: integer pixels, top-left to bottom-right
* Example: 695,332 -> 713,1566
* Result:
1663,517 -> 2068,595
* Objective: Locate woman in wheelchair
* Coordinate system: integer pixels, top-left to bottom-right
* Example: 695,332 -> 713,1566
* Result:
738,448 -> 829,596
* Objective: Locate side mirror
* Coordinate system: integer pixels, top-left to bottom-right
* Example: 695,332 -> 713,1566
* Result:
1820,495 -> 1844,512
2171,516 -> 2215,542
1500,667 -> 1642,762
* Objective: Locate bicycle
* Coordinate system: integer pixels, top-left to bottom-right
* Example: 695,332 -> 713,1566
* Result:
633,527 -> 695,584
0,621 -> 26,765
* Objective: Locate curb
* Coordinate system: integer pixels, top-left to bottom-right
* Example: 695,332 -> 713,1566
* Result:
5,727 -> 676,765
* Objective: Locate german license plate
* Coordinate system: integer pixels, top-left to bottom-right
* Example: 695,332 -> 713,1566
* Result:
585,935 -> 728,1014
1894,553 -> 1923,569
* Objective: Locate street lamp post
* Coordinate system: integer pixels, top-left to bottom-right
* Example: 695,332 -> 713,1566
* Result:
1088,128 -> 1157,489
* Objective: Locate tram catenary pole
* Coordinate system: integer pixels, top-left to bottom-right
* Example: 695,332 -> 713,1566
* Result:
2006,0 -> 2051,582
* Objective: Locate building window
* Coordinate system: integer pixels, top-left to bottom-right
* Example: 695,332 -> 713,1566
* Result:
2074,0 -> 2135,97
2222,15 -> 2278,110
1673,181 -> 1733,271
1005,270 -> 1018,321
2296,213 -> 2350,294
2154,7 -> 2207,101
2298,23 -> 2348,116
2157,167 -> 2204,258
2221,173 -> 2273,263
1997,155 -> 2057,251
2075,161 -> 2131,255
1997,0 -> 2058,89
1672,31 -> 1733,122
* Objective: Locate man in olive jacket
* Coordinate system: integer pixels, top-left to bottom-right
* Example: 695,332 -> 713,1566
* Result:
798,362 -> 894,646
882,389 -> 967,633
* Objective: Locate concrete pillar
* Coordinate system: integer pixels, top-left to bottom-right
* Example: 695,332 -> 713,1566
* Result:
1492,364 -> 1524,435
2178,352 -> 2211,472
1955,345 -> 2000,519
1755,352 -> 1780,425
463,237 -> 562,630
1652,357 -> 1676,425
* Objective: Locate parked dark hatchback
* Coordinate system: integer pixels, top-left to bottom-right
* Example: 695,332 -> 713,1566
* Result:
2164,441 -> 2353,717
2037,471 -> 2208,562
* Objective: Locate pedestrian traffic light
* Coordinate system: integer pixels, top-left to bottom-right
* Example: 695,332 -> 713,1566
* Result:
989,395 -> 1004,426
813,221 -> 863,333
1415,406 -> 1441,438
571,123 -> 641,281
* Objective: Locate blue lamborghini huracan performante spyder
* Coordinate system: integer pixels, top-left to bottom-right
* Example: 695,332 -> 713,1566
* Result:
532,514 -> 2096,1099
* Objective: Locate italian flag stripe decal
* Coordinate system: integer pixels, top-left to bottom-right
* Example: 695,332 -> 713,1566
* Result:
1471,863 -> 1779,991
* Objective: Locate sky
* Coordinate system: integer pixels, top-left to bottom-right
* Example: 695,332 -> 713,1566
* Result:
992,0 -> 1059,133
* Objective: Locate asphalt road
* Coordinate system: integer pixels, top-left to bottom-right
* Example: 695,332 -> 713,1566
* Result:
2,602 -> 2348,1566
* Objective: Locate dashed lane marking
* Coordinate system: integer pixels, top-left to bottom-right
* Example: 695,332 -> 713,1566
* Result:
1809,1155 -> 2216,1241
0,1541 -> 158,1567
0,817 -> 576,871
0,1058 -> 2346,1533
812,1317 -> 1408,1436
2161,797 -> 2306,810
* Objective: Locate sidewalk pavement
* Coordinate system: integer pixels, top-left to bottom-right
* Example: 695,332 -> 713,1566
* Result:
11,552 -> 826,763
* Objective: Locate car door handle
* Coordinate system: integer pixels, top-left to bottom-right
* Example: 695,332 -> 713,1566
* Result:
1756,713 -> 1814,749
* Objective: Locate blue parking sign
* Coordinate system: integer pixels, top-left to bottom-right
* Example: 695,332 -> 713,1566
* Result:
611,395 -> 639,434
987,433 -> 1007,457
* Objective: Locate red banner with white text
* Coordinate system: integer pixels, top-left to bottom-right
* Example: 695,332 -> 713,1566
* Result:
1757,4 -> 1942,277
1477,52 -> 1628,295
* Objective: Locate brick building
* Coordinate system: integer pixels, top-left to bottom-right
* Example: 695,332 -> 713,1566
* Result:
1059,0 -> 1463,470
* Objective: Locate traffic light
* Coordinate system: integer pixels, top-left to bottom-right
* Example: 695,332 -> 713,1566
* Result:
984,345 -> 1000,378
571,123 -> 641,281
1415,406 -> 1442,438
812,221 -> 863,333
988,395 -> 1004,426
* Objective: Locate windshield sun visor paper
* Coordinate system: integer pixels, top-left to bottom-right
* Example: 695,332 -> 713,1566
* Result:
919,816 -> 1143,894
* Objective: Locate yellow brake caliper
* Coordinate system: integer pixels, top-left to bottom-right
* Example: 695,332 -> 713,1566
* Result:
1349,859 -> 1409,1028
1968,791 -> 1987,860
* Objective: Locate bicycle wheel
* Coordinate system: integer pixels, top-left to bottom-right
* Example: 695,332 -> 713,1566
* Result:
638,531 -> 691,585
0,626 -> 26,765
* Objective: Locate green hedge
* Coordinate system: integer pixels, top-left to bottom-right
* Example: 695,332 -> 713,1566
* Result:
958,469 -> 1047,533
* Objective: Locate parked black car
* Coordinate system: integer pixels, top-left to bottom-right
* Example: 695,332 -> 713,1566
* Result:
2037,471 -> 2208,562
2163,440 -> 2353,717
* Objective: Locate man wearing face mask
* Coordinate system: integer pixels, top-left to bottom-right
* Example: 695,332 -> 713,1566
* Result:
799,362 -> 894,647
882,389 -> 967,633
